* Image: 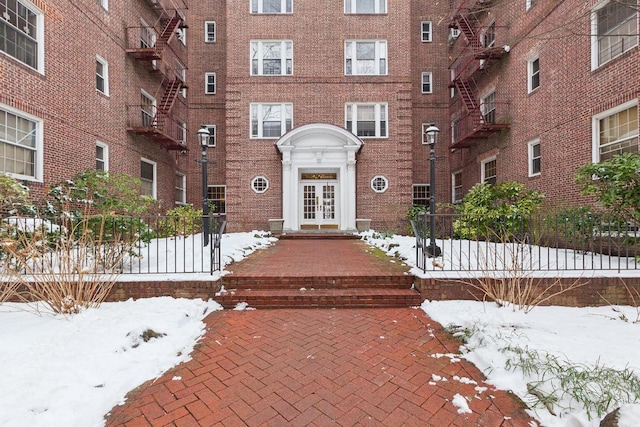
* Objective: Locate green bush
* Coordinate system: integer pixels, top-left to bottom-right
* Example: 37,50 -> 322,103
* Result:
0,173 -> 34,216
453,181 -> 545,240
154,204 -> 203,238
575,152 -> 640,223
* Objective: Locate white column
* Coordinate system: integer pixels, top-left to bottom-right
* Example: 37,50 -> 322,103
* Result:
280,147 -> 294,230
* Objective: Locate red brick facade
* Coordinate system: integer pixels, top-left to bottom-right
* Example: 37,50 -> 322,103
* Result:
1,0 -> 638,232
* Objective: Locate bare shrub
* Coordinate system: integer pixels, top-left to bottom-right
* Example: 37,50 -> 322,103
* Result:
461,234 -> 585,313
1,216 -> 123,315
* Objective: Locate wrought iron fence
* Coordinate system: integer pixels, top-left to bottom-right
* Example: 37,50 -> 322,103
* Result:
0,214 -> 227,275
411,213 -> 640,272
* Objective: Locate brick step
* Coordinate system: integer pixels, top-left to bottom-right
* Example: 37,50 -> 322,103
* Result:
215,288 -> 422,309
221,275 -> 414,290
279,233 -> 359,240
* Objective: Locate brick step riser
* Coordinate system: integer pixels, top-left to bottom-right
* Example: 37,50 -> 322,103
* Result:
221,277 -> 414,290
217,295 -> 422,309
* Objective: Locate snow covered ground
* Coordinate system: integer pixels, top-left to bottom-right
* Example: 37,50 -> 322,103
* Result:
0,230 -> 639,426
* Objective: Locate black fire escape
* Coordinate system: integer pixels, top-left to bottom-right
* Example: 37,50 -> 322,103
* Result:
449,0 -> 510,148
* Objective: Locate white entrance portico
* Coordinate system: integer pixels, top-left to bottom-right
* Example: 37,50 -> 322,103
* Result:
276,124 -> 363,231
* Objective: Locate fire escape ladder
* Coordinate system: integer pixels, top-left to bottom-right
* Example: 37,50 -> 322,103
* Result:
158,13 -> 182,47
158,78 -> 182,113
455,14 -> 482,51
453,79 -> 478,113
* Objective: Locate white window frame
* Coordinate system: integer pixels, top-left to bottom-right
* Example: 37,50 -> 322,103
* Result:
527,55 -> 540,93
250,103 -> 293,139
250,40 -> 293,76
0,0 -> 45,74
590,0 -> 638,70
96,141 -> 109,171
371,175 -> 389,193
140,158 -> 157,199
452,171 -> 463,203
97,0 -> 108,10
525,0 -> 535,10
421,72 -> 433,94
175,173 -> 186,204
421,21 -> 432,42
481,156 -> 497,184
592,100 -> 638,163
176,27 -> 186,45
205,72 -> 216,94
345,0 -> 387,14
178,120 -> 187,146
480,90 -> 496,124
0,103 -> 43,182
251,0 -> 293,14
205,125 -> 217,147
96,55 -> 109,96
205,21 -> 216,43
345,40 -> 387,76
140,89 -> 156,127
251,176 -> 270,193
345,103 -> 388,139
528,139 -> 541,177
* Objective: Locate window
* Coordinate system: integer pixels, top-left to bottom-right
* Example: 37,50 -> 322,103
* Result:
207,186 -> 226,214
0,0 -> 43,72
526,0 -> 536,10
452,172 -> 463,203
480,91 -> 496,124
593,101 -> 638,162
251,40 -> 293,76
96,56 -> 109,95
481,157 -> 497,184
97,0 -> 108,10
174,173 -> 186,204
251,0 -> 292,13
345,0 -> 386,14
140,159 -> 156,198
96,142 -> 108,171
205,21 -> 216,42
528,56 -> 540,93
205,125 -> 216,147
421,21 -> 433,42
250,103 -> 293,138
528,140 -> 541,176
345,40 -> 387,75
591,0 -> 637,69
251,176 -> 269,193
0,105 -> 42,181
205,73 -> 216,94
421,72 -> 433,94
176,27 -> 186,45
371,176 -> 388,193
413,184 -> 430,206
345,103 -> 388,138
140,90 -> 156,127
482,22 -> 496,48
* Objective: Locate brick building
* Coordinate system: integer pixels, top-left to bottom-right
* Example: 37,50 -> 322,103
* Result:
1,0 -> 638,233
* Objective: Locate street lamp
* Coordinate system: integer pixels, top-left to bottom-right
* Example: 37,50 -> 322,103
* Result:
423,124 -> 441,257
197,125 -> 211,246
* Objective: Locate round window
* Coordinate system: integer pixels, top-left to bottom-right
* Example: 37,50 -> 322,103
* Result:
371,175 -> 388,193
251,176 -> 269,194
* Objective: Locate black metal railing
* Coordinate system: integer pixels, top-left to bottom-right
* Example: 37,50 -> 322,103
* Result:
0,214 -> 228,276
412,213 -> 640,273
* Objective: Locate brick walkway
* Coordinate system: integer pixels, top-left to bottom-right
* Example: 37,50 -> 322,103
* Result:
105,238 -> 536,426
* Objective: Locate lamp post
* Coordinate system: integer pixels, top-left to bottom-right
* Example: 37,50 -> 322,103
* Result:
424,125 -> 441,257
197,125 -> 211,246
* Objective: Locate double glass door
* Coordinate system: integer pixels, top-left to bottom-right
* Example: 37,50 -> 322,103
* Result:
300,179 -> 338,229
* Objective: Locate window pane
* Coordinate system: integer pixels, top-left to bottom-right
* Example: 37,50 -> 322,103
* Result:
141,161 -> 154,180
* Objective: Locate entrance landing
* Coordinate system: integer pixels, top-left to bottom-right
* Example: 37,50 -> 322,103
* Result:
217,238 -> 420,309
